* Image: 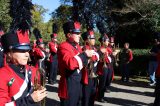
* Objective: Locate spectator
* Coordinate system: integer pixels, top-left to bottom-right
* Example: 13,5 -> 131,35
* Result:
119,42 -> 133,82
148,39 -> 160,86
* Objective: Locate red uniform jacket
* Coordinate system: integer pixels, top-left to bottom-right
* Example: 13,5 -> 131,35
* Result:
57,41 -> 88,99
0,65 -> 38,106
97,46 -> 113,76
119,48 -> 133,64
81,45 -> 99,85
48,41 -> 58,62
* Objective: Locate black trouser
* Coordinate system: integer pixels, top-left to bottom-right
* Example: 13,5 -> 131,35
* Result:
106,66 -> 113,87
154,77 -> 160,106
60,77 -> 82,106
120,63 -> 130,81
82,78 -> 98,106
98,67 -> 112,99
49,55 -> 58,82
0,51 -> 3,68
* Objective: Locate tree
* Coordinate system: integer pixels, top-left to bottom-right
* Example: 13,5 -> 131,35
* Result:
58,0 -> 160,48
32,4 -> 48,28
0,0 -> 11,32
110,0 -> 160,48
51,5 -> 72,29
31,4 -> 49,42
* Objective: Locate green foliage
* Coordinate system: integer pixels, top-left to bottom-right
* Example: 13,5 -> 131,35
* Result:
51,5 -> 72,31
31,4 -> 50,42
0,0 -> 11,31
58,0 -> 160,48
113,0 -> 160,48
129,49 -> 150,76
32,4 -> 48,28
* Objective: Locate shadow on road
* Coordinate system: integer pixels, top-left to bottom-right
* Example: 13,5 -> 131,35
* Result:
112,79 -> 155,89
110,86 -> 154,97
105,97 -> 150,106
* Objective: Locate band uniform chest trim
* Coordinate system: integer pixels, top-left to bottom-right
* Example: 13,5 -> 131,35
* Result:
39,50 -> 46,68
13,69 -> 29,100
93,51 -> 100,67
5,101 -> 15,106
74,53 -> 83,72
55,44 -> 57,51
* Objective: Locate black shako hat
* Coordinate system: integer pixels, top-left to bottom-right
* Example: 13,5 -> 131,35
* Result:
1,31 -> 31,53
63,21 -> 81,35
51,23 -> 58,38
99,34 -> 110,42
81,30 -> 95,41
33,28 -> 44,45
36,37 -> 44,45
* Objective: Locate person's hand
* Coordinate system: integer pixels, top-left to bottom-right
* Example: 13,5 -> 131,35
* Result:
100,48 -> 106,54
85,50 -> 94,58
126,61 -> 129,64
31,87 -> 47,102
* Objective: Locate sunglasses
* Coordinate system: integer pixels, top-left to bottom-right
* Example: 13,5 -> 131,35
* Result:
89,38 -> 95,39
72,32 -> 82,35
12,49 -> 30,53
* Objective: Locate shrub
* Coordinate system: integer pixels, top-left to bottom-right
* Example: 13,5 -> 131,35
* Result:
129,49 -> 150,76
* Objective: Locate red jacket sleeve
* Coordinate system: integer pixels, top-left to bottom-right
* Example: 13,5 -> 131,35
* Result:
0,69 -> 13,106
34,48 -> 44,59
129,50 -> 133,61
58,43 -> 89,71
49,42 -> 57,54
91,51 -> 99,62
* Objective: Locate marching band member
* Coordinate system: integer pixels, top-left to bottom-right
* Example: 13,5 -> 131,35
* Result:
0,32 -> 47,106
48,23 -> 59,84
57,21 -> 94,106
81,30 -> 99,106
97,34 -> 113,103
33,28 -> 47,70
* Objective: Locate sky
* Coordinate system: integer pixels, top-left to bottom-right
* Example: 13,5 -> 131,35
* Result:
32,0 -> 61,22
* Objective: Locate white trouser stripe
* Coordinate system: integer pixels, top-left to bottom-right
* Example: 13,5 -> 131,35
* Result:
13,70 -> 29,100
5,101 -> 15,106
74,55 -> 83,71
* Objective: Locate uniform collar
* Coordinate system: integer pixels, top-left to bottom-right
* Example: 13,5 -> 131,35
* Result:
9,64 -> 26,74
67,40 -> 77,47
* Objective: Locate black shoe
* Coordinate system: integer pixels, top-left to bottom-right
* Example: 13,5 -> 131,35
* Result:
48,80 -> 54,84
120,78 -> 125,82
106,89 -> 111,93
98,98 -> 107,103
53,80 -> 57,84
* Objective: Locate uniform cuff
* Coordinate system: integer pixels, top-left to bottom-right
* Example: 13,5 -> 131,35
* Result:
27,95 -> 36,104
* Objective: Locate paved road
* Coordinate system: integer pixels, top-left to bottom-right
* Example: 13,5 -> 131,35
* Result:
45,76 -> 155,106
